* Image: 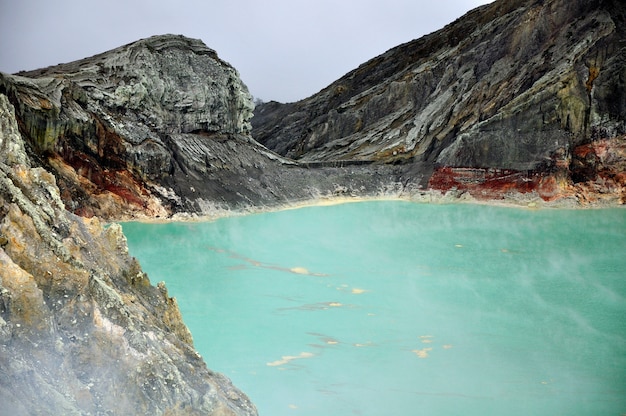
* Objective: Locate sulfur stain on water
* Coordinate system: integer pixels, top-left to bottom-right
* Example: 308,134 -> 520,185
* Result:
412,348 -> 433,358
122,202 -> 626,416
420,335 -> 434,344
267,352 -> 315,367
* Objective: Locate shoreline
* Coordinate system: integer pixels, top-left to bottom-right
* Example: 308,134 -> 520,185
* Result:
119,188 -> 625,224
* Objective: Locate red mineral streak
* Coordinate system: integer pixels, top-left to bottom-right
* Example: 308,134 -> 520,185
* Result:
427,166 -> 546,200
56,146 -> 148,211
428,136 -> 626,205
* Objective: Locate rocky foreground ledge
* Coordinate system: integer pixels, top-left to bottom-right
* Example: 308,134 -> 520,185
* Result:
1,94 -> 256,415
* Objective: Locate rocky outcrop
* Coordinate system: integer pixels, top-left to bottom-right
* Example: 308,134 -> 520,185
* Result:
252,0 -> 626,202
0,94 -> 257,414
426,135 -> 626,204
0,34 -> 254,218
0,35 -> 412,220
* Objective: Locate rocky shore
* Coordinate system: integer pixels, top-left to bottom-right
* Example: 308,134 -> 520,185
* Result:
0,0 -> 625,414
0,93 -> 257,415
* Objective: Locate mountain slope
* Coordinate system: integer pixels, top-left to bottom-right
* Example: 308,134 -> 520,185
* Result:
252,0 -> 626,175
1,35 -> 407,219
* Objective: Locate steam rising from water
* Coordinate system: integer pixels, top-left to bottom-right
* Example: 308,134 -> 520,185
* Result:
123,202 -> 626,416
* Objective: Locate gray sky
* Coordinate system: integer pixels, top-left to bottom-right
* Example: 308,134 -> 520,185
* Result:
0,0 -> 493,103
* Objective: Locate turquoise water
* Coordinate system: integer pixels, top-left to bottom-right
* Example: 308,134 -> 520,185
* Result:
123,202 -> 626,415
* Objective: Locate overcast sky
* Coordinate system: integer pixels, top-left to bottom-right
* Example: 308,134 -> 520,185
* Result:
0,0 -> 493,103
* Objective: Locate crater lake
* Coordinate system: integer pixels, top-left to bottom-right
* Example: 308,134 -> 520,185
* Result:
123,201 -> 626,416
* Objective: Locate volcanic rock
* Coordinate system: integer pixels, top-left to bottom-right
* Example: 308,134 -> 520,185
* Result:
252,0 -> 626,201
1,35 -> 409,220
0,91 -> 257,415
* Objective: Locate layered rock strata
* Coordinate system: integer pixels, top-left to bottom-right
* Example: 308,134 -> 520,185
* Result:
0,94 -> 257,415
0,35 -> 409,220
252,0 -> 626,203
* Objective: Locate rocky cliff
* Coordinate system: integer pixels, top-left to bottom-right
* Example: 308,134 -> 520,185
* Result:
0,94 -> 256,415
253,0 -> 626,203
3,0 -> 625,217
0,35 -> 407,220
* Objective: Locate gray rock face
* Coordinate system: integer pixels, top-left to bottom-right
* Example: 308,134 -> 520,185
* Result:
252,0 -> 626,172
1,34 -> 414,219
0,34 -> 261,218
0,92 -> 257,415
3,34 -> 253,179
0,94 -> 29,166
159,131 -> 413,213
20,35 -> 253,138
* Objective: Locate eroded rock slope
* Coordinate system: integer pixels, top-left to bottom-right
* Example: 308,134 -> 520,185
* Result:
1,35 -> 407,220
253,0 -> 626,202
0,94 -> 256,415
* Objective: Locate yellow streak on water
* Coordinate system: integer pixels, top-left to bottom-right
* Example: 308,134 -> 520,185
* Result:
267,351 -> 315,367
412,348 -> 433,358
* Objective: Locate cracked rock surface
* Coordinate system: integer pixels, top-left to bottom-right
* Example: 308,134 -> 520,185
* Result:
0,92 -> 257,416
253,0 -> 626,172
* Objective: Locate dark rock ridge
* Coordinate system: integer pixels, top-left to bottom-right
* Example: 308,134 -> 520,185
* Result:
0,94 -> 256,415
1,34 -> 407,220
252,0 -> 626,202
